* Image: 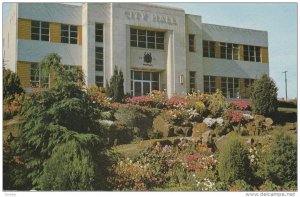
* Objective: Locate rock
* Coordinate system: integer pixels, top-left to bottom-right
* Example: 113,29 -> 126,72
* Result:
192,123 -> 209,137
254,115 -> 265,127
286,122 -> 297,130
202,130 -> 214,147
173,126 -> 185,137
264,118 -> 273,128
246,138 -> 254,145
153,115 -> 173,138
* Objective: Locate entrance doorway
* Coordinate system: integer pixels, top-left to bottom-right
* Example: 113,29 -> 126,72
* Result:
131,71 -> 160,96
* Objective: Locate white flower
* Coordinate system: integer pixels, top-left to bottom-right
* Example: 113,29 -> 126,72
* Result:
249,148 -> 253,153
203,118 -> 216,127
243,114 -> 254,120
216,117 -> 224,126
251,155 -> 255,159
193,174 -> 196,177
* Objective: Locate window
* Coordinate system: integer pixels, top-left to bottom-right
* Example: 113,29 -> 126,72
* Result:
221,77 -> 239,98
203,40 -> 215,58
61,24 -> 78,44
204,75 -> 216,94
244,78 -> 255,88
30,63 -> 49,88
95,76 -> 104,87
244,45 -> 261,62
190,71 -> 196,92
130,28 -> 164,50
95,47 -> 103,71
64,65 -> 78,72
31,20 -> 49,41
131,71 -> 159,96
220,42 -> 239,60
189,34 -> 195,52
95,23 -> 103,42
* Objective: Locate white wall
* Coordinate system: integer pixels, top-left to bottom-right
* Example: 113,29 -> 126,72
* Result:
18,40 -> 82,65
203,58 -> 269,79
185,14 -> 203,92
18,3 -> 81,25
202,23 -> 268,47
3,3 -> 18,72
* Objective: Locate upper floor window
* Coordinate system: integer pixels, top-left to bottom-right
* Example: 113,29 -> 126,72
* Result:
203,40 -> 215,58
61,24 -> 78,44
220,42 -> 239,60
30,63 -> 49,88
95,23 -> 103,43
95,47 -> 103,71
189,34 -> 195,52
130,28 -> 164,50
31,20 -> 49,41
244,45 -> 261,62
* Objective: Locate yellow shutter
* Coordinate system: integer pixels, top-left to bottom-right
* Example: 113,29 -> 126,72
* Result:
78,25 -> 82,45
215,76 -> 221,90
17,61 -> 31,88
18,18 -> 31,40
239,45 -> 244,61
50,23 -> 61,43
239,78 -> 246,99
261,47 -> 269,63
215,41 -> 221,58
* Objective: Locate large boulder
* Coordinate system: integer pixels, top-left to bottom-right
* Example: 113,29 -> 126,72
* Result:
254,115 -> 265,127
202,130 -> 214,147
192,122 -> 209,137
264,118 -> 274,129
153,115 -> 173,138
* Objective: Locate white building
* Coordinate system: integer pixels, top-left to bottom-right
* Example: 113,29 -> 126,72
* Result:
3,3 -> 269,98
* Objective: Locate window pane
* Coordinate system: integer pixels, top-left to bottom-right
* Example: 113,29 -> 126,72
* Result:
131,41 -> 137,47
147,43 -> 155,49
143,82 -> 150,95
41,35 -> 49,41
96,66 -> 103,71
61,31 -> 68,37
70,38 -> 77,44
61,37 -> 69,43
134,71 -> 142,80
152,82 -> 159,91
156,43 -> 164,49
152,72 -> 159,81
70,25 -> 77,31
41,22 -> 49,28
255,47 -> 261,62
31,27 -> 39,34
156,32 -> 164,38
96,36 -> 103,43
31,34 -> 39,40
41,28 -> 49,34
138,42 -> 146,48
61,24 -> 68,31
134,82 -> 142,96
143,72 -> 150,80
70,32 -> 77,38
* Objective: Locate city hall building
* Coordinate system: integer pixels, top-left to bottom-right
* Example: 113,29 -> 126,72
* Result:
3,3 -> 269,98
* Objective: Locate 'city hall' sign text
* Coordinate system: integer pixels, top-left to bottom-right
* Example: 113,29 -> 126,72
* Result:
125,11 -> 177,25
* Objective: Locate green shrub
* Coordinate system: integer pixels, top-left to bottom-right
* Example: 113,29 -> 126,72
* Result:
250,74 -> 278,115
3,67 -> 24,102
218,137 -> 252,184
106,66 -> 124,102
230,180 -> 252,191
208,89 -> 227,117
114,107 -> 152,139
263,133 -> 297,185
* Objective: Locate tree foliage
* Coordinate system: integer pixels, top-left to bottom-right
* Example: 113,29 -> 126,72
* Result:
250,74 -> 278,115
218,137 -> 252,184
263,133 -> 297,185
106,66 -> 124,102
12,53 -> 107,190
3,67 -> 24,101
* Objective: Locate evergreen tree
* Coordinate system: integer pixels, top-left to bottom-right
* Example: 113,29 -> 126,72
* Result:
106,66 -> 124,102
250,74 -> 278,115
13,53 -> 107,190
3,67 -> 24,101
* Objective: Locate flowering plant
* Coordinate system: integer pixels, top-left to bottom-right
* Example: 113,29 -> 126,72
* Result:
228,101 -> 251,111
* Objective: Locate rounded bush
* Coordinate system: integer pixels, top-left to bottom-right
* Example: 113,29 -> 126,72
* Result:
218,137 -> 252,184
263,133 -> 297,185
250,74 -> 278,115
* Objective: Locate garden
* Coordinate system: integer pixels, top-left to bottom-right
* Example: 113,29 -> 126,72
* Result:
3,53 -> 297,191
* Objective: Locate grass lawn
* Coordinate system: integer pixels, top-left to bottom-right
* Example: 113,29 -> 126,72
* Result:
278,107 -> 297,113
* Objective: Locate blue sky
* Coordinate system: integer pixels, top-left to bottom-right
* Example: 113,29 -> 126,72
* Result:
2,2 -> 297,99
